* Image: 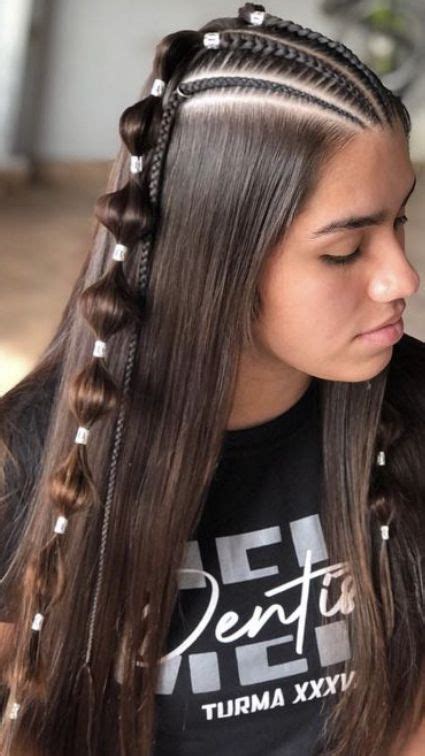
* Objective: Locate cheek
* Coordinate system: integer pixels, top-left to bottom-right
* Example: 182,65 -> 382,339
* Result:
259,266 -> 353,343
253,258 -> 391,382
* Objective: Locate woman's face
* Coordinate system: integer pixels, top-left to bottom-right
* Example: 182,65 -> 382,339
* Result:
252,122 -> 420,383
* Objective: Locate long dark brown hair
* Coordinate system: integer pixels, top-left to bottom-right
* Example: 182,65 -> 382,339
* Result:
1,3 -> 424,754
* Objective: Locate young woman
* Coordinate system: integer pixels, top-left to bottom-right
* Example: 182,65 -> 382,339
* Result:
0,3 -> 424,754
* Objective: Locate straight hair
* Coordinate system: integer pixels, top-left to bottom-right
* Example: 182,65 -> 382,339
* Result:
0,4 -> 424,754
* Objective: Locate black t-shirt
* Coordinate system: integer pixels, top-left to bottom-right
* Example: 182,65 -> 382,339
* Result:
1,375 -> 353,754
0,334 -> 424,756
2,333 -> 424,752
150,377 -> 355,755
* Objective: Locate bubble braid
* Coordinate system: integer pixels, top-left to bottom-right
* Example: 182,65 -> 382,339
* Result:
1,29 -> 204,731
2,2 -> 406,747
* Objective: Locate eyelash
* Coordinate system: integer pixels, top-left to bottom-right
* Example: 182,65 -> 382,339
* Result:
322,215 -> 409,267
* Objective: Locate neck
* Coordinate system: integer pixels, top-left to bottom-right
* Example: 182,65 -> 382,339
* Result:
227,347 -> 312,430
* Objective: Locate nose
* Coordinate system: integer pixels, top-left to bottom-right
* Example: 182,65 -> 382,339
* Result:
368,249 -> 421,302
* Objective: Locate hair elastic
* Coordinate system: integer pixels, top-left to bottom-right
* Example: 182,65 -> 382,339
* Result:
249,10 -> 265,25
31,613 -> 44,632
130,155 -> 144,174
93,340 -> 107,358
151,78 -> 165,97
380,524 -> 390,540
9,701 -> 21,720
54,515 -> 68,534
203,32 -> 220,49
112,243 -> 128,262
377,451 -> 386,466
75,427 -> 90,445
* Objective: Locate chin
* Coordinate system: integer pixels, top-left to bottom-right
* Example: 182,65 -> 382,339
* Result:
349,347 -> 394,382
317,346 -> 394,383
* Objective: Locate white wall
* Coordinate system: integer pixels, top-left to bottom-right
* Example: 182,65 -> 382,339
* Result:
0,0 -> 34,167
33,0 -> 425,161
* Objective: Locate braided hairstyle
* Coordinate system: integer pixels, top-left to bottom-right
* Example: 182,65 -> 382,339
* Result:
0,4 -> 423,755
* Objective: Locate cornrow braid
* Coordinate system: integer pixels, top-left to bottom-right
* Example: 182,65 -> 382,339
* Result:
237,2 -> 408,129
261,12 -> 398,123
176,74 -> 365,126
212,30 -> 380,125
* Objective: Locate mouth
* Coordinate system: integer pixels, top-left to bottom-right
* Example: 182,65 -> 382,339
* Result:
357,317 -> 404,346
360,305 -> 406,336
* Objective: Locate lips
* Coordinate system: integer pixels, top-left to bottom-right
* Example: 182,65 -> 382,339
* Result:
362,306 -> 405,335
358,317 -> 404,346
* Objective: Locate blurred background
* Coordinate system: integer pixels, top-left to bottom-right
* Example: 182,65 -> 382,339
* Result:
1,0 -> 424,395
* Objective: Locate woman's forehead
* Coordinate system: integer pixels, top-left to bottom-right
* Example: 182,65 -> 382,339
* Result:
289,128 -> 413,231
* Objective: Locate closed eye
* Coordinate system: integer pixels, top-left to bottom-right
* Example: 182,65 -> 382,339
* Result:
321,214 -> 409,266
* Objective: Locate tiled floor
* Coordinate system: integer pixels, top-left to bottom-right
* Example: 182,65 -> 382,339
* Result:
0,161 -> 424,396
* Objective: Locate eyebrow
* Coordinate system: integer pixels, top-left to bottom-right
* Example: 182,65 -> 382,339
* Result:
310,175 -> 417,239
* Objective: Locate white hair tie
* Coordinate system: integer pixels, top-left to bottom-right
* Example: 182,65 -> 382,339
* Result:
54,515 -> 68,534
112,243 -> 128,262
93,340 -> 107,358
130,155 -> 144,174
203,32 -> 220,49
75,427 -> 90,445
249,11 -> 265,25
9,701 -> 21,720
380,524 -> 390,540
31,612 -> 45,632
151,78 -> 165,96
377,451 -> 386,466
